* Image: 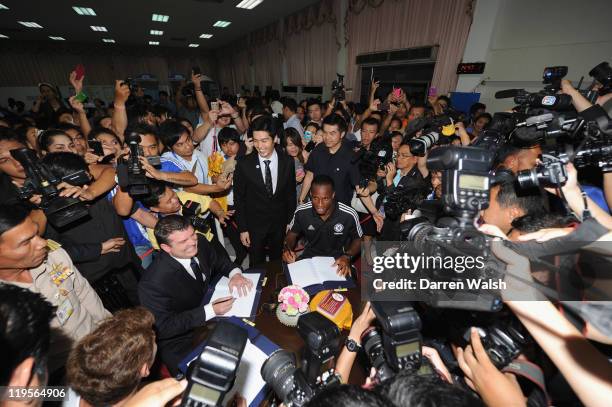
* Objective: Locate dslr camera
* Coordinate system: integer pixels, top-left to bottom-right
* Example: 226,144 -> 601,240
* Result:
182,200 -> 211,234
261,312 -> 341,406
331,73 -> 346,102
181,321 -> 248,407
11,148 -> 90,227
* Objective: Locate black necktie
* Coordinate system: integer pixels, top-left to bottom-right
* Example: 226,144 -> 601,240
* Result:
264,159 -> 273,196
190,258 -> 205,286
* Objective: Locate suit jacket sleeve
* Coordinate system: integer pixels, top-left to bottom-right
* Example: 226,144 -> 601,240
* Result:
199,237 -> 237,280
286,157 -> 296,224
233,158 -> 248,232
138,270 -> 207,340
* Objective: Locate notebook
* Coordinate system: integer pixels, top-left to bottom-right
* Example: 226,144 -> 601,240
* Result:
285,256 -> 355,294
203,272 -> 263,319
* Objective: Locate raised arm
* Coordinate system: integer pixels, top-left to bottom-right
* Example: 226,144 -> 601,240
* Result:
112,80 -> 130,142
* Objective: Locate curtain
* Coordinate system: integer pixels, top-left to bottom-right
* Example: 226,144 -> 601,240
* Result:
284,0 -> 338,86
345,0 -> 474,98
0,41 -> 217,86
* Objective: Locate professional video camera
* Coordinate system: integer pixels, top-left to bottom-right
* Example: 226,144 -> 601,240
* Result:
356,137 -> 394,183
360,302 -> 424,382
10,148 -> 90,227
589,61 -> 612,95
182,200 -> 211,234
331,73 -> 346,101
116,132 -> 161,198
398,145 -> 504,312
383,183 -> 432,221
180,321 -> 247,407
261,312 -> 341,406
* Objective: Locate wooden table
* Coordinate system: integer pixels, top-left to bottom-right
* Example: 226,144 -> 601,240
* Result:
252,260 -> 366,385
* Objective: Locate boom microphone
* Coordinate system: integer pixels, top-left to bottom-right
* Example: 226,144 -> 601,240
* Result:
495,89 -> 525,99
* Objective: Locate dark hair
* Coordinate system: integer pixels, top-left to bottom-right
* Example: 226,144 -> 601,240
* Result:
378,371 -> 483,407
0,284 -> 54,387
251,115 -> 277,139
13,126 -> 33,145
390,117 -> 402,127
437,95 -> 451,105
0,203 -> 31,237
89,127 -> 122,145
475,112 -> 493,124
469,102 -> 486,116
139,179 -> 169,209
511,211 -> 574,233
152,105 -> 171,119
129,124 -> 159,143
305,385 -> 389,407
322,113 -> 347,133
283,127 -> 304,162
159,120 -> 190,150
304,122 -> 320,132
154,214 -> 192,246
0,127 -> 26,144
66,307 -> 156,406
311,174 -> 335,191
390,130 -> 403,139
93,115 -> 112,128
55,123 -> 82,134
283,98 -> 298,113
307,99 -> 322,110
360,117 -> 380,131
54,107 -> 74,124
41,152 -> 89,181
39,129 -> 71,152
127,105 -> 153,126
159,90 -> 169,97
218,127 -> 241,145
496,179 -> 546,214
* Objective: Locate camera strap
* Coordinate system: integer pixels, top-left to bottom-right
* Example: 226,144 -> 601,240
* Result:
502,360 -> 551,406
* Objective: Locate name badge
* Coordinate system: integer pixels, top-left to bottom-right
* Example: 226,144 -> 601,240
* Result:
56,298 -> 74,325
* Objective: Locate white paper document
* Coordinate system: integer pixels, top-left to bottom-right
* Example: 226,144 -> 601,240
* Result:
222,339 -> 268,406
208,273 -> 260,318
287,256 -> 347,288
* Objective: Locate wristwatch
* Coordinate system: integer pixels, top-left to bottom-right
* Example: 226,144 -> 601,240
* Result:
345,338 -> 361,353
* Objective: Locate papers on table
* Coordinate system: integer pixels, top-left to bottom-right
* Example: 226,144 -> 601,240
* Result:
286,256 -> 348,290
208,273 -> 261,318
222,339 -> 268,407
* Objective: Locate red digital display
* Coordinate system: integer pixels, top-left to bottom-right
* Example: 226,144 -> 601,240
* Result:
457,62 -> 486,75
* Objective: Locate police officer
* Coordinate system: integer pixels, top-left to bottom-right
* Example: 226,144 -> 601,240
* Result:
283,175 -> 363,277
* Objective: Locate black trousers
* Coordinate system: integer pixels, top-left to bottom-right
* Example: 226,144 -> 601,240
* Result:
248,224 -> 285,267
224,205 -> 248,266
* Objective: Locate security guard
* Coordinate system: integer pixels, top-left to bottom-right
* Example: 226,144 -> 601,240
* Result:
283,175 -> 363,277
0,204 -> 110,373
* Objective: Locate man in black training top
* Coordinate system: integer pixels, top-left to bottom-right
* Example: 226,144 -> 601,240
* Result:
283,175 -> 362,277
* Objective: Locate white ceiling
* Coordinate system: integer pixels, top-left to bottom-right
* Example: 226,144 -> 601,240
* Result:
0,0 -> 319,50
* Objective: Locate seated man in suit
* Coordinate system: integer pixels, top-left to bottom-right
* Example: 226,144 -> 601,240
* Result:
138,215 -> 253,374
283,175 -> 363,277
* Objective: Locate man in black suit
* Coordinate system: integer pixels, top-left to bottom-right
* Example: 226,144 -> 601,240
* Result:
138,215 -> 253,374
234,115 -> 297,267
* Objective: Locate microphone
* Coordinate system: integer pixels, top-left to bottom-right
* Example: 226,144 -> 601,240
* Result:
495,89 -> 525,99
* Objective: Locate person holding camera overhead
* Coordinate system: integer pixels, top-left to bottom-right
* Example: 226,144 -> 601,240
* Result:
138,215 -> 253,375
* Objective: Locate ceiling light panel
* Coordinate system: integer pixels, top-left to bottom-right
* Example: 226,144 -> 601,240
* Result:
150,30 -> 163,35
18,21 -> 43,28
149,41 -> 159,45
0,34 -> 8,38
49,36 -> 66,40
213,20 -> 231,28
199,33 -> 213,39
72,6 -> 96,16
102,38 -> 115,43
90,26 -> 108,32
236,0 -> 264,10
152,14 -> 169,22
188,43 -> 199,48
0,4 -> 9,10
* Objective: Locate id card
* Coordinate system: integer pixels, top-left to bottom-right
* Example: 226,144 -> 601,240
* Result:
56,298 -> 74,325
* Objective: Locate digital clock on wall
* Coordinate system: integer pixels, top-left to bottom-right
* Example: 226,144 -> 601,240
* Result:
457,62 -> 486,74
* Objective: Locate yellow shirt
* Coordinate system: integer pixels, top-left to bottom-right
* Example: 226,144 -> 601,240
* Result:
147,191 -> 214,249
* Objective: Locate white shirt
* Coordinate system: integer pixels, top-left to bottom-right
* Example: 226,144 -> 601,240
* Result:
161,149 -> 209,184
170,255 -> 241,321
258,149 -> 278,194
284,114 -> 305,138
197,125 -> 237,158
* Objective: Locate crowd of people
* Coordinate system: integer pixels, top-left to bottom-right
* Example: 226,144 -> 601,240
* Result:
0,64 -> 611,407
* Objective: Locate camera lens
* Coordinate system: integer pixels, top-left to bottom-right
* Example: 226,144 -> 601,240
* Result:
361,328 -> 394,382
408,132 -> 439,157
261,349 -> 298,402
516,168 -> 539,189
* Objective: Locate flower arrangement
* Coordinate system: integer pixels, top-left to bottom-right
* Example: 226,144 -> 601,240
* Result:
278,285 -> 309,316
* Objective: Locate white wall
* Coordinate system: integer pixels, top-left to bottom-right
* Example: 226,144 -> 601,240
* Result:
457,0 -> 612,113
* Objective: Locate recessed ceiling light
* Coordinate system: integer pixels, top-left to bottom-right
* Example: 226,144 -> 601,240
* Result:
188,43 -> 199,48
72,6 -> 96,16
0,34 -> 8,38
18,21 -> 43,28
236,0 -> 264,10
90,26 -> 108,32
150,30 -> 163,36
152,14 -> 169,22
199,33 -> 213,39
49,36 -> 66,41
102,38 -> 115,43
213,20 -> 231,28
0,4 -> 9,10
149,41 -> 159,45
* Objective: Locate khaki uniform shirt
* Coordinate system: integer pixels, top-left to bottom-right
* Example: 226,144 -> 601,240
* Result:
1,247 -> 110,372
